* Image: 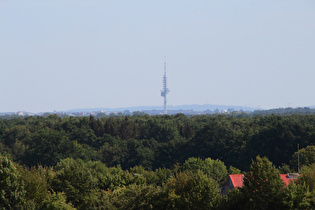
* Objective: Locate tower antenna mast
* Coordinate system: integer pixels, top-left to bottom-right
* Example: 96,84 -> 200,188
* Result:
161,57 -> 170,114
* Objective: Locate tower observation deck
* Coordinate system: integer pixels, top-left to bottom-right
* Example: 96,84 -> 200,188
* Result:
161,60 -> 170,114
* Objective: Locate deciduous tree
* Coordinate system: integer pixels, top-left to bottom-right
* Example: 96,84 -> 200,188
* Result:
0,154 -> 25,209
240,156 -> 288,209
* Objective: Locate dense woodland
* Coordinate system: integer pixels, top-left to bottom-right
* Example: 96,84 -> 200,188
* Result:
0,114 -> 315,209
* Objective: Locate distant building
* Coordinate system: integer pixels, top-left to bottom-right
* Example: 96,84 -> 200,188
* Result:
141,109 -> 196,115
15,111 -> 25,116
222,174 -> 244,195
221,173 -> 299,195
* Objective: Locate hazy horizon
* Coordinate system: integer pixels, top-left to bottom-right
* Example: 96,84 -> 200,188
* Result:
1,0 -> 315,113
3,103 -> 315,114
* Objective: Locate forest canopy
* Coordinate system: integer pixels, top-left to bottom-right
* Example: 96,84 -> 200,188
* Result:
0,114 -> 314,209
0,114 -> 314,171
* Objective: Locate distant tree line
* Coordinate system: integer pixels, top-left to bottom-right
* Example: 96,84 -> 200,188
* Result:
252,107 -> 315,116
0,113 -> 314,171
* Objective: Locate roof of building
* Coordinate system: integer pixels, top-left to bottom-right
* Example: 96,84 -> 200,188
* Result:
230,174 -> 244,188
228,173 -> 299,188
279,173 -> 300,186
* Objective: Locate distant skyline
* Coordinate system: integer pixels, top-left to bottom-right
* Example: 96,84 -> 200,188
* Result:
1,0 -> 315,113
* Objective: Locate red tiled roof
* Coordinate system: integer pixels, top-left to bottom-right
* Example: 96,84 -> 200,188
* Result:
230,174 -> 244,188
228,174 -> 298,188
279,174 -> 297,187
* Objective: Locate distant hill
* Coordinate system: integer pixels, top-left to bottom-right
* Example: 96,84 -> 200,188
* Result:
166,104 -> 258,112
66,104 -> 258,113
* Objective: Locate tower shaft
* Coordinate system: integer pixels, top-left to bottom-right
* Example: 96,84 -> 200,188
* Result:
161,60 -> 170,114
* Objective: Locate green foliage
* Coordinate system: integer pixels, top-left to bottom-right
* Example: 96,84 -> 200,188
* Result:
218,188 -> 244,210
40,192 -> 75,210
1,114 -> 315,171
0,154 -> 25,209
240,156 -> 288,209
277,164 -> 292,174
1,114 -> 315,209
52,158 -> 98,207
228,165 -> 242,174
0,153 -> 314,209
299,163 -> 315,192
140,118 -> 180,143
154,168 -> 175,186
162,170 -> 219,209
291,145 -> 315,171
2,125 -> 30,162
98,135 -> 127,167
75,189 -> 115,210
109,184 -> 162,209
182,157 -> 228,186
244,116 -> 310,168
123,139 -> 155,170
17,165 -> 52,206
284,181 -> 314,209
24,128 -> 72,166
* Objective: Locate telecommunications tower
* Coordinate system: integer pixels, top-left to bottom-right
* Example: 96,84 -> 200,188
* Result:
161,59 -> 170,114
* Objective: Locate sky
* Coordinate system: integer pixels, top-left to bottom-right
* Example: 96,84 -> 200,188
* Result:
1,0 -> 315,113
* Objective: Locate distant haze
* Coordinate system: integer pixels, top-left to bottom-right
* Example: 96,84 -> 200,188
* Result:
1,0 -> 315,113
67,104 -> 257,113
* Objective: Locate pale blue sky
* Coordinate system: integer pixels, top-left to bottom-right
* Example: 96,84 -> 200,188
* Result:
1,0 -> 315,112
